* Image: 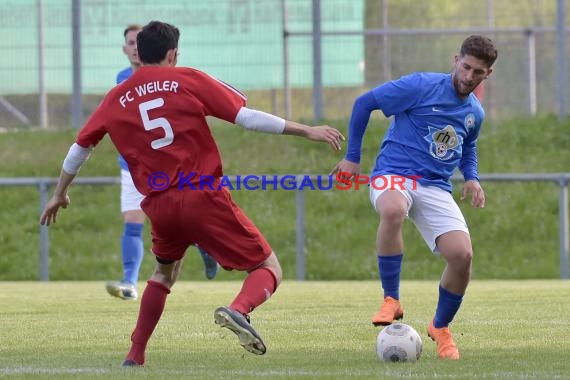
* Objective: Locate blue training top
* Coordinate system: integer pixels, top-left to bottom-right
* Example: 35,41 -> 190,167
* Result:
116,67 -> 133,171
345,72 -> 484,192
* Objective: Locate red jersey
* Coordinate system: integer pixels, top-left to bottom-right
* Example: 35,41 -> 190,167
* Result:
77,66 -> 246,195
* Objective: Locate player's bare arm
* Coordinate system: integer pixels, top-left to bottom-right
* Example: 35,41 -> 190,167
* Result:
40,143 -> 93,226
283,120 -> 345,151
39,169 -> 74,226
330,158 -> 361,179
460,179 -> 485,208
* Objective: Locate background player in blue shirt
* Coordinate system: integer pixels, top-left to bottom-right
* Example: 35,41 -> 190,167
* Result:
331,35 -> 498,360
106,24 -> 219,301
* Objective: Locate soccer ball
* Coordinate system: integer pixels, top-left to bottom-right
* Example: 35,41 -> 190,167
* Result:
376,323 -> 423,363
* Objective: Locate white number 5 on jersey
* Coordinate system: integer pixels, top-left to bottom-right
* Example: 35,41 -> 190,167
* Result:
139,98 -> 174,149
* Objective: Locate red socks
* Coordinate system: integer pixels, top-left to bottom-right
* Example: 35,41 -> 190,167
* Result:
230,267 -> 277,315
124,268 -> 277,365
124,280 -> 170,365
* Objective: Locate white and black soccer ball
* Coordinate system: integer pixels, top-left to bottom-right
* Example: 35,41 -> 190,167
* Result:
376,323 -> 423,363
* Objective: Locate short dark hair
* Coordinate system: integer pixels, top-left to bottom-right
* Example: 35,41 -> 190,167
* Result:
137,21 -> 180,64
123,24 -> 142,39
460,35 -> 498,68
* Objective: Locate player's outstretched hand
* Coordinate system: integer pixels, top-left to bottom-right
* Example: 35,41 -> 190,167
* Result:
330,159 -> 361,180
40,194 -> 70,226
304,125 -> 345,151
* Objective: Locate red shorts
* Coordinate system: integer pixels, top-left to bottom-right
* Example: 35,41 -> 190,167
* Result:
141,186 -> 272,270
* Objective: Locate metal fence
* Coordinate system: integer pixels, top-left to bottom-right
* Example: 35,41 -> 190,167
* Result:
0,0 -> 569,129
1,173 -> 568,281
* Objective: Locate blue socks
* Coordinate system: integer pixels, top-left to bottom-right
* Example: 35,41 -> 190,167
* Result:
378,255 -> 464,327
121,222 -> 144,285
433,285 -> 463,328
378,254 -> 403,300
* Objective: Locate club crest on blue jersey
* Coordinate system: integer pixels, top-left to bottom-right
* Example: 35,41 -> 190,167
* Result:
425,125 -> 463,160
464,113 -> 476,131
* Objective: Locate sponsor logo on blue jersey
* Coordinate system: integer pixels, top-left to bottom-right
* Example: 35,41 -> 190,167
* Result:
425,125 -> 463,161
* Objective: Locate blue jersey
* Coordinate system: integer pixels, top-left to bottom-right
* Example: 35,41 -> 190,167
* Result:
363,72 -> 483,192
116,67 -> 133,86
116,67 -> 133,170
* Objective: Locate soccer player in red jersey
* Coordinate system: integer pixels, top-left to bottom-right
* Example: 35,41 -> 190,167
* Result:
40,20 -> 344,367
106,24 -> 220,303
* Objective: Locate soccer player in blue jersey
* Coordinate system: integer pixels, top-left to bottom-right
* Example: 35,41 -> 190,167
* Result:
331,35 -> 497,360
106,24 -> 219,301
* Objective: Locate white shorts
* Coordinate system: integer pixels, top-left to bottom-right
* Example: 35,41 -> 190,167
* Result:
120,169 -> 145,212
369,175 -> 469,253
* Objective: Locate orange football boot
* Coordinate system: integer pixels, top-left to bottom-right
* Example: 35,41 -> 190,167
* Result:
372,296 -> 404,326
427,320 -> 460,360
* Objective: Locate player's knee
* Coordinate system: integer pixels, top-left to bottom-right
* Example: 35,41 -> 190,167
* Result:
123,209 -> 146,224
262,252 -> 283,286
271,263 -> 283,286
150,259 -> 181,289
149,273 -> 173,290
378,204 -> 406,226
446,248 -> 473,268
463,251 -> 473,274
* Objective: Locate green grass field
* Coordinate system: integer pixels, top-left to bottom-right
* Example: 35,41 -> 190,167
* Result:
0,280 -> 569,379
